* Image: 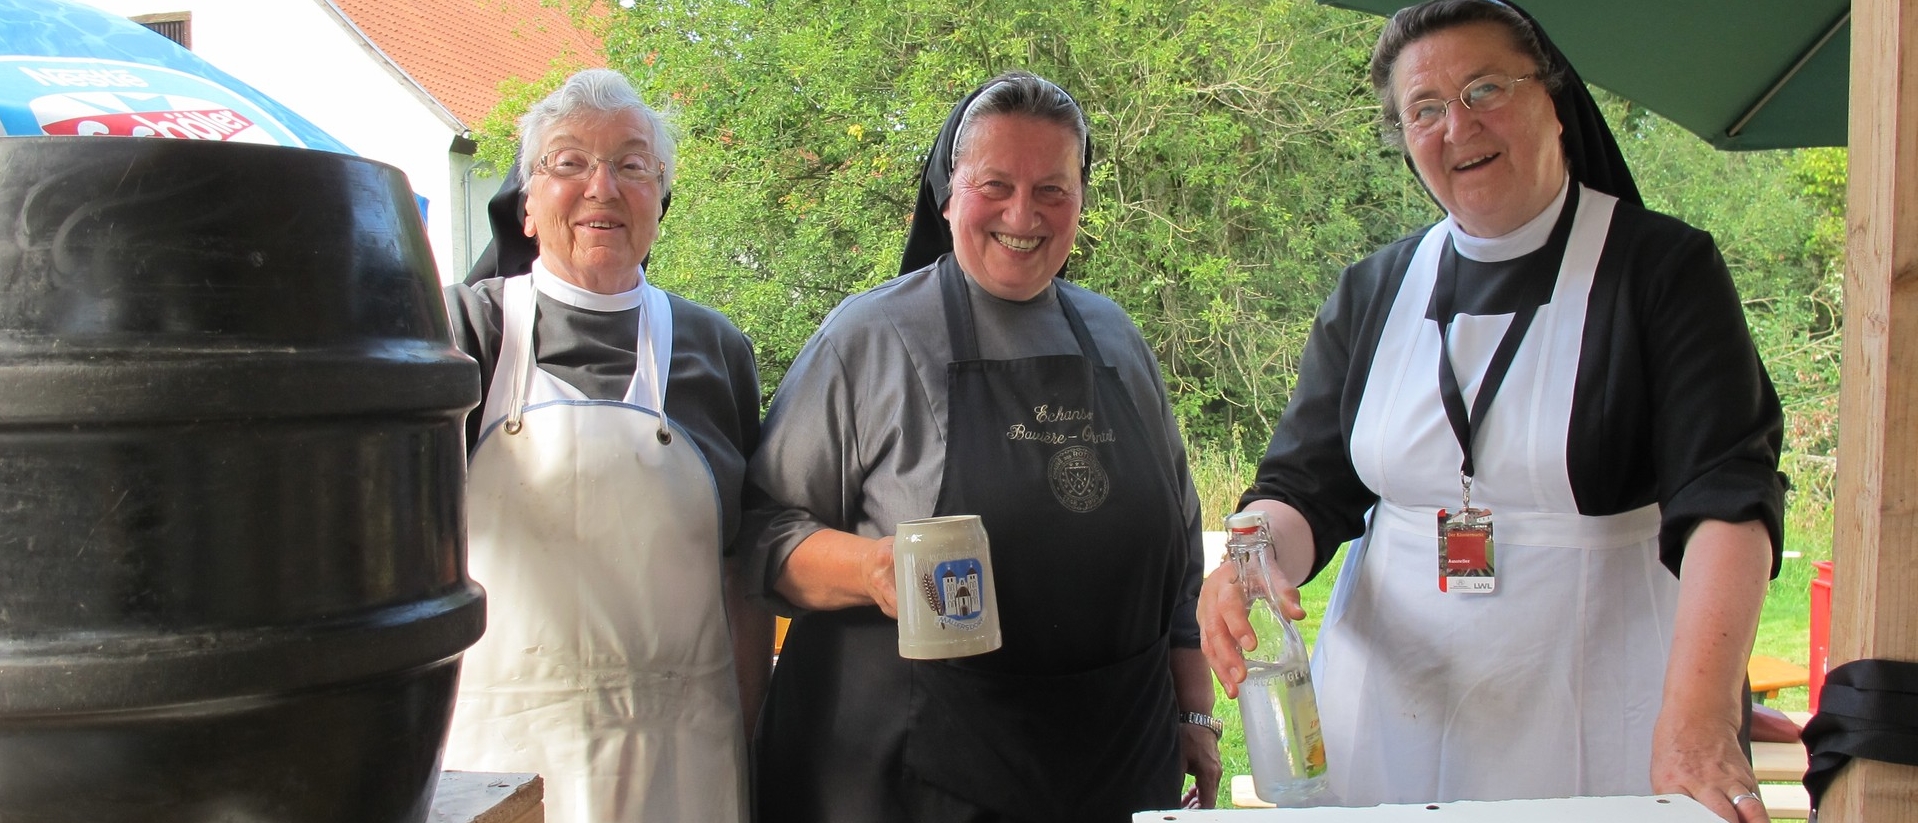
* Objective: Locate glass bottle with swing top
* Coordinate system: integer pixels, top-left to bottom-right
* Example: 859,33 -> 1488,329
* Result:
1224,509 -> 1329,805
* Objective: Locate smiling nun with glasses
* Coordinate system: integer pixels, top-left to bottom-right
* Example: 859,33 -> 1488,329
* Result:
1195,1 -> 1785,820
439,68 -> 769,823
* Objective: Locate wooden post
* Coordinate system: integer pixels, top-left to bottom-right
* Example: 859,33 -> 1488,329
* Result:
1829,0 -> 1918,819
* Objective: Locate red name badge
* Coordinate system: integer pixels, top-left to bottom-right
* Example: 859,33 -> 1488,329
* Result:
1437,507 -> 1496,594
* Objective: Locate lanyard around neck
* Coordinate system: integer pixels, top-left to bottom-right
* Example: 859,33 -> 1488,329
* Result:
1433,242 -> 1539,482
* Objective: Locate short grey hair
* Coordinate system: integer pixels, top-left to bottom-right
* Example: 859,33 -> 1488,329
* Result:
517,68 -> 676,195
1368,0 -> 1564,149
951,71 -> 1091,187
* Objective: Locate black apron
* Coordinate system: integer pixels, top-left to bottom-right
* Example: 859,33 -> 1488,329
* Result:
757,259 -> 1188,823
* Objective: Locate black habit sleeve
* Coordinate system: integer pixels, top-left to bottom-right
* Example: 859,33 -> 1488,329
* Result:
1568,204 -> 1787,577
1240,234 -> 1423,583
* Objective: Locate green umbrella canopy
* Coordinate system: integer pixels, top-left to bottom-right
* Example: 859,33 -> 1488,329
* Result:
1322,0 -> 1849,150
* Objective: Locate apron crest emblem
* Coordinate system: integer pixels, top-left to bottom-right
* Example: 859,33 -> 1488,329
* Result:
1047,444 -> 1110,513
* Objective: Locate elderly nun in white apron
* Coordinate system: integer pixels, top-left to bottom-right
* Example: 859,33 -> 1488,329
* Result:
439,69 -> 768,823
1195,3 -> 1785,821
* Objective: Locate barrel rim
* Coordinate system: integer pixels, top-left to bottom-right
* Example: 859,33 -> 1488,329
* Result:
0,584 -> 485,716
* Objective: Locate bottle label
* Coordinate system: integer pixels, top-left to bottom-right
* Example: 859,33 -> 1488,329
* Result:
1289,676 -> 1329,777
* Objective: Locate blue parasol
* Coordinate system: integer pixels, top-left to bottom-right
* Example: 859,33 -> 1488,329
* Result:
0,0 -> 354,154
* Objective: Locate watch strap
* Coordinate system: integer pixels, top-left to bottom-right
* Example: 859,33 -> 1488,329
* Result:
1179,710 -> 1224,738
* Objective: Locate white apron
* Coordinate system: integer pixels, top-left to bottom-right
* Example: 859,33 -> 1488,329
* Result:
443,271 -> 747,823
1314,188 -> 1679,805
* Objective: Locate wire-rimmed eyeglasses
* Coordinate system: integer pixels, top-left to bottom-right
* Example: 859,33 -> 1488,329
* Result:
1393,74 -> 1535,134
535,148 -> 665,184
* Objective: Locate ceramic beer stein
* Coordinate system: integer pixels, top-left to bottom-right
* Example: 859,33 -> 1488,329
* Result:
892,515 -> 1001,659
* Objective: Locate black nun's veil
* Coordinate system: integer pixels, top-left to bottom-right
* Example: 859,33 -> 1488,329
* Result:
1495,0 -> 1643,206
1390,0 -> 1645,210
897,74 -> 1094,277
464,148 -> 537,284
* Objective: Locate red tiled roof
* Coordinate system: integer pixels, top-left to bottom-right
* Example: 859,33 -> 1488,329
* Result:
333,0 -> 605,129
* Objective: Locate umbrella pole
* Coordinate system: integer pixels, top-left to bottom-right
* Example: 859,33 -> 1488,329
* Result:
1829,0 -> 1918,819
1727,10 -> 1851,140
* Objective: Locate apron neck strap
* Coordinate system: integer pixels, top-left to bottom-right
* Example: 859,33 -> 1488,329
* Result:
504,276 -> 539,434
632,291 -> 673,444
505,273 -> 675,444
937,257 -> 1107,367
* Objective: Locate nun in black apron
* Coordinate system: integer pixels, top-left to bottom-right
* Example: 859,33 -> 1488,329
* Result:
747,72 -> 1220,822
1194,2 -> 1784,819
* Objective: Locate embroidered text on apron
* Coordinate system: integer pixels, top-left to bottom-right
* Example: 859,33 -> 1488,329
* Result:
756,258 -> 1188,823
1315,187 -> 1678,805
444,272 -> 747,823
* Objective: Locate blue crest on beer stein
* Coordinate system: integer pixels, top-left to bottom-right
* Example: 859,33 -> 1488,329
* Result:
924,558 -> 986,628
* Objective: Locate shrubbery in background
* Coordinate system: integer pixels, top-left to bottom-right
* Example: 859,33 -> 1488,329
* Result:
479,0 -> 1843,533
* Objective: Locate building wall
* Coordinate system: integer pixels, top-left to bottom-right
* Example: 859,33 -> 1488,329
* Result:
75,0 -> 497,283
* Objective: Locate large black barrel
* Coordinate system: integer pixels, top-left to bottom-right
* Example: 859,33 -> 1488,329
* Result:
0,137 -> 484,822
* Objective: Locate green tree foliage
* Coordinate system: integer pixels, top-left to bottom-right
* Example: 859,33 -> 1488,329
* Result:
1606,98 -> 1844,515
479,1 -> 1844,509
473,70 -> 570,175
564,0 -> 1435,456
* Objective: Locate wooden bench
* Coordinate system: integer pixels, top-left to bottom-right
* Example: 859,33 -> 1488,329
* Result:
1749,655 -> 1811,703
1759,781 -> 1811,820
1754,711 -> 1816,821
1227,775 -> 1273,809
1753,740 -> 1808,782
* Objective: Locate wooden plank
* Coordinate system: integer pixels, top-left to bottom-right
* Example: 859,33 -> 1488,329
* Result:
430,772 -> 544,823
1760,782 -> 1811,821
497,805 -> 543,823
1754,741 -> 1810,783
1230,774 -> 1275,809
1830,0 -> 1918,820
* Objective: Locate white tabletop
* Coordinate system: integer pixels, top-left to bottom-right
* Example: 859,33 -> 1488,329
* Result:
1135,794 -> 1724,822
